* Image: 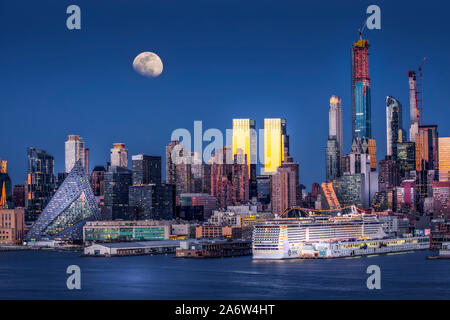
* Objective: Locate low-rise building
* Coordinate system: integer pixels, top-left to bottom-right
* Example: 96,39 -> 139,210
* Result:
84,240 -> 181,256
83,220 -> 195,243
0,208 -> 25,245
208,211 -> 242,226
378,215 -> 409,236
195,225 -> 242,239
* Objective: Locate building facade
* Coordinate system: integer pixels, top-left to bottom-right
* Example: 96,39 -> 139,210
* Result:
332,174 -> 365,209
0,159 -> 12,209
408,71 -> 419,142
351,38 -> 371,139
271,165 -> 297,215
24,160 -> 100,243
232,118 -> 257,198
65,135 -> 87,173
326,137 -> 341,182
25,147 -> 55,222
386,96 -> 404,159
329,95 -> 343,156
90,166 -> 106,197
12,185 -> 25,208
439,137 -> 450,182
132,154 -> 161,185
110,143 -> 128,169
0,208 -> 25,245
264,118 -> 288,173
103,165 -> 133,220
83,220 -> 170,243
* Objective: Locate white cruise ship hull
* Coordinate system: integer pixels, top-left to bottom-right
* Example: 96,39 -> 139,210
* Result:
252,215 -> 430,260
253,236 -> 430,259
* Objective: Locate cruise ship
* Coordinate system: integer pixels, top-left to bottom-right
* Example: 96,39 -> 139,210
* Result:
252,213 -> 430,259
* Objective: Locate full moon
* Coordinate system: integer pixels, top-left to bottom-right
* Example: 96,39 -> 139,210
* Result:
132,52 -> 163,78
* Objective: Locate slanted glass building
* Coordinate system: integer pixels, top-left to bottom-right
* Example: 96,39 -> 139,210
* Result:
25,160 -> 100,243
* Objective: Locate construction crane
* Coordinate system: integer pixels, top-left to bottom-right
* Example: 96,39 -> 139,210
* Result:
418,57 -> 426,125
358,17 -> 368,40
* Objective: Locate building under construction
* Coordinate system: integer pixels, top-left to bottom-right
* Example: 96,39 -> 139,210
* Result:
351,38 -> 371,140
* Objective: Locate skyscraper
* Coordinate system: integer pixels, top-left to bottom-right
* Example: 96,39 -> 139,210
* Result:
103,165 -> 133,219
378,157 -> 399,192
351,38 -> 371,140
232,118 -> 257,198
65,135 -> 86,173
132,154 -> 162,185
326,96 -> 343,182
326,138 -> 341,182
232,150 -> 249,205
129,183 -> 175,220
271,165 -> 297,215
264,118 -> 288,173
90,166 -> 106,197
165,140 -> 179,184
416,125 -> 439,175
256,175 -> 271,205
386,96 -> 404,159
25,147 -> 55,222
110,143 -> 128,168
211,146 -> 233,208
329,96 -> 343,156
409,71 -> 420,142
439,137 -> 450,182
396,142 -> 416,180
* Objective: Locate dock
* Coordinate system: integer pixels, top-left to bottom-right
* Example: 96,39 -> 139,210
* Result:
176,239 -> 252,258
82,240 -> 182,257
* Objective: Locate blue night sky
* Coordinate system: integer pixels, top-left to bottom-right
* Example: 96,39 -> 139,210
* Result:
1,0 -> 449,190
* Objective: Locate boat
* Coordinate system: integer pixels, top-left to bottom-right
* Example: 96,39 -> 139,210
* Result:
252,213 -> 430,259
427,242 -> 450,259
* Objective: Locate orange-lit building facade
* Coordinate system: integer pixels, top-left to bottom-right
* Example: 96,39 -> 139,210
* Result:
439,137 -> 450,182
264,118 -> 288,173
415,125 -> 439,174
195,225 -> 242,239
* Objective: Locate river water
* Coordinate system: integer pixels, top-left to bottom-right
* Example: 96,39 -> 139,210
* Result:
0,250 -> 448,299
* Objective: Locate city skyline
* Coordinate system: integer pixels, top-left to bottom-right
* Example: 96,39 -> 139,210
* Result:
1,0 -> 450,190
2,1 -> 450,303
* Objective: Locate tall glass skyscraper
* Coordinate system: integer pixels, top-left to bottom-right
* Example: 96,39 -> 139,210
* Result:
386,96 -> 404,159
25,147 -> 55,222
232,119 -> 257,198
132,154 -> 162,185
351,38 -> 371,140
264,118 -> 288,173
416,125 -> 439,175
326,138 -> 341,182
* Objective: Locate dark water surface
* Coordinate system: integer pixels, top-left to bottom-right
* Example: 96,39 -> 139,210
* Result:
0,250 -> 448,299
